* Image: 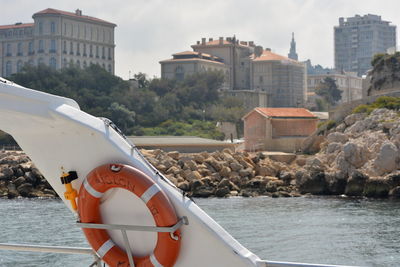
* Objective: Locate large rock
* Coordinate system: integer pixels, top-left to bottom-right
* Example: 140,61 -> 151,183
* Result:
215,187 -> 230,197
325,171 -> 347,195
345,171 -> 368,196
301,133 -> 325,154
344,113 -> 366,127
205,157 -> 222,172
343,142 -> 368,168
326,142 -> 343,154
363,178 -> 390,198
327,132 -> 349,144
255,165 -> 277,177
166,151 -> 180,160
374,142 -> 399,175
191,186 -> 214,198
17,183 -> 33,197
296,170 -> 327,195
239,168 -> 253,178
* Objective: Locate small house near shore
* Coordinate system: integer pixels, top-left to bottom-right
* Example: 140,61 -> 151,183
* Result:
242,108 -> 318,152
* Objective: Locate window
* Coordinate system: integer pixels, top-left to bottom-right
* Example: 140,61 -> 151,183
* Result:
49,58 -> 56,69
17,60 -> 23,72
38,22 -> 43,34
70,42 -> 73,55
51,22 -> 56,34
89,45 -> 93,57
50,40 -> 56,53
108,64 -> 112,73
39,40 -> 44,53
175,66 -> 184,80
17,43 -> 23,56
5,61 -> 12,76
108,47 -> 111,60
83,61 -> 87,68
29,42 -> 34,55
63,41 -> 67,54
96,46 -> 99,58
77,43 -> 80,55
6,43 -> 11,56
83,43 -> 87,56
77,60 -> 81,68
63,58 -> 67,68
102,47 -> 105,59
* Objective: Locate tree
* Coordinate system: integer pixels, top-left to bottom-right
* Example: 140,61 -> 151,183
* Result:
134,72 -> 150,88
108,102 -> 135,133
315,77 -> 342,106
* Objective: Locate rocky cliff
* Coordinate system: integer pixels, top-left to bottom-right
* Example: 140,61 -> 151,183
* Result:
296,108 -> 400,198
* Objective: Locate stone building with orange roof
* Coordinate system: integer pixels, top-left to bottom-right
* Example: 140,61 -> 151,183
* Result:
242,107 -> 318,152
160,37 -> 306,109
0,8 -> 116,77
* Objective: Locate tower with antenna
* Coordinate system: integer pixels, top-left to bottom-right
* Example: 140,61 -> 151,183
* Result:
288,32 -> 298,60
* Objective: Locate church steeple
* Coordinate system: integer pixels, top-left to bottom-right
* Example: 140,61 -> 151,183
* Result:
288,32 -> 298,60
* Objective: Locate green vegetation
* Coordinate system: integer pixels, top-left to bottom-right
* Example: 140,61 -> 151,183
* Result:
315,77 -> 342,107
317,120 -> 336,130
8,64 -> 245,140
352,96 -> 400,114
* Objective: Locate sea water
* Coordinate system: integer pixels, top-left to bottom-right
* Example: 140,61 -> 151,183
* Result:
0,197 -> 399,267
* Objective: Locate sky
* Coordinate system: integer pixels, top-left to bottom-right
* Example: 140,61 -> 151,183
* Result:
2,0 -> 400,79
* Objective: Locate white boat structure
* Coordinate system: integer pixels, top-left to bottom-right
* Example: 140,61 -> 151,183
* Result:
0,77 -> 355,267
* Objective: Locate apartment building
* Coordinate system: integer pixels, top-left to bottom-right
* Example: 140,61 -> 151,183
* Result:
0,8 -> 116,77
334,14 -> 396,76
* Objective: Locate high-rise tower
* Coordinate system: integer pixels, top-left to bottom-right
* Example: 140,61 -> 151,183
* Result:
334,14 -> 396,76
288,32 -> 298,60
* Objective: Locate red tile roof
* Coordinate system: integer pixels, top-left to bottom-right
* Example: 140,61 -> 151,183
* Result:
159,58 -> 225,65
33,8 -> 116,26
0,23 -> 34,30
173,51 -> 213,58
255,108 -> 317,118
252,50 -> 297,62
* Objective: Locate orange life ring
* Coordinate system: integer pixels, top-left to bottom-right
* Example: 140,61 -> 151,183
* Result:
78,164 -> 181,267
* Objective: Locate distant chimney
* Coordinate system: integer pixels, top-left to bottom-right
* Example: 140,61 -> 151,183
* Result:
265,48 -> 271,51
254,46 -> 263,57
249,41 -> 254,47
227,37 -> 232,42
201,38 -> 206,45
209,38 -> 213,42
197,41 -> 200,45
75,9 -> 82,16
219,37 -> 223,44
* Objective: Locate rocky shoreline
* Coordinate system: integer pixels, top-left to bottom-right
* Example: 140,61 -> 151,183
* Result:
2,108 -> 400,199
0,151 -> 57,198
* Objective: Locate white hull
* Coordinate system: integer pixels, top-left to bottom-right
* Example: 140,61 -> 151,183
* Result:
0,79 -> 262,266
